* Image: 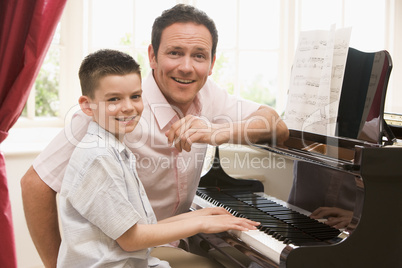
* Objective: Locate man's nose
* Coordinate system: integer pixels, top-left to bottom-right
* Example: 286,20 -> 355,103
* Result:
178,56 -> 192,73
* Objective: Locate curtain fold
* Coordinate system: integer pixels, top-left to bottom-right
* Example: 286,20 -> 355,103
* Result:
0,0 -> 67,266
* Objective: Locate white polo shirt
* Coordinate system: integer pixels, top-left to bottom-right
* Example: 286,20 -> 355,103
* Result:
57,121 -> 169,267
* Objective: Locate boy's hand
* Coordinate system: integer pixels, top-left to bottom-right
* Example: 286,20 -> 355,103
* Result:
199,215 -> 260,233
190,207 -> 231,217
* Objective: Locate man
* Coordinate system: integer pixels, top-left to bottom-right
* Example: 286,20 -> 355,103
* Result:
21,4 -> 289,268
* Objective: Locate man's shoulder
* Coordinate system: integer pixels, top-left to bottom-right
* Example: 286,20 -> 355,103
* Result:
201,77 -> 220,91
198,78 -> 226,100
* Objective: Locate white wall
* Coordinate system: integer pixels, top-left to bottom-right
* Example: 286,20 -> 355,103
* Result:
3,127 -> 61,268
5,152 -> 44,268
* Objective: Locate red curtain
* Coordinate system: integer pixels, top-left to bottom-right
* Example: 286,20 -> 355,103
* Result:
0,0 -> 67,267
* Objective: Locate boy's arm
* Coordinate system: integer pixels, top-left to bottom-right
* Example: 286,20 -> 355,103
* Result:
157,207 -> 232,224
117,214 -> 259,252
21,166 -> 61,268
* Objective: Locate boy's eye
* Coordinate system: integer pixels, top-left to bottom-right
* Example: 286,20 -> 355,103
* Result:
131,95 -> 141,99
108,97 -> 119,102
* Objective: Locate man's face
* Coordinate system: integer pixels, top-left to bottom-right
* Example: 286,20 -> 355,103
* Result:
149,22 -> 216,115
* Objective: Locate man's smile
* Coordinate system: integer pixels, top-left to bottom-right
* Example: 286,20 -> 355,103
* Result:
173,77 -> 195,84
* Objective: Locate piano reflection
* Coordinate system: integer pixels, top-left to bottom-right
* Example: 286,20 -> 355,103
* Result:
191,48 -> 402,267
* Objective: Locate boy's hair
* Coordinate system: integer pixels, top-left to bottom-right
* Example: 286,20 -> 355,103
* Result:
79,49 -> 141,98
151,4 -> 218,62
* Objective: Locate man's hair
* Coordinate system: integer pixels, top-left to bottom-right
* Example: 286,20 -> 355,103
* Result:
151,4 -> 218,62
78,49 -> 141,98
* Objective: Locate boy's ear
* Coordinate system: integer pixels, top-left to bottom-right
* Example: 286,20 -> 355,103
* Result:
79,96 -> 94,117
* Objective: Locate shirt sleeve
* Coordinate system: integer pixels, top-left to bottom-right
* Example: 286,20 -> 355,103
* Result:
33,110 -> 91,192
66,154 -> 141,240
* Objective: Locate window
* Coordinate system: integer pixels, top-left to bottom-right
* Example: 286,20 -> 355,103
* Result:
198,0 -> 282,109
18,25 -> 64,128
19,0 -> 402,128
22,25 -> 61,119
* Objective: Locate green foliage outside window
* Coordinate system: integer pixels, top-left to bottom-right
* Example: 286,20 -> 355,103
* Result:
240,74 -> 276,107
22,46 -> 60,117
119,33 -> 150,78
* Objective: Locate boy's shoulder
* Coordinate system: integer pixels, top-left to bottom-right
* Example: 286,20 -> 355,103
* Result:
74,132 -> 117,158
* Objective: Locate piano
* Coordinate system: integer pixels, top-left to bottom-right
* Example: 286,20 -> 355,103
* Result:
191,48 -> 402,267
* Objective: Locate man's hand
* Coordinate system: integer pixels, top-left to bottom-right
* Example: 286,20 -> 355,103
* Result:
165,106 -> 289,152
310,207 -> 353,229
165,115 -> 226,152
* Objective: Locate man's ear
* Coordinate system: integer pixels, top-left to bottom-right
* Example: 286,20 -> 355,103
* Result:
148,44 -> 157,69
209,54 -> 216,76
79,96 -> 94,117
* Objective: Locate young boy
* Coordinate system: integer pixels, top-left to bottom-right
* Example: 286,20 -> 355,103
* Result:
57,49 -> 259,268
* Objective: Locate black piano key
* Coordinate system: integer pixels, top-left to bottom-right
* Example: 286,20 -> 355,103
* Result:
258,207 -> 293,213
260,223 -> 291,230
272,230 -> 316,241
273,213 -> 315,221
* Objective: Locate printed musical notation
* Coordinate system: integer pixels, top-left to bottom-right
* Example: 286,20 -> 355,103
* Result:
284,25 -> 352,136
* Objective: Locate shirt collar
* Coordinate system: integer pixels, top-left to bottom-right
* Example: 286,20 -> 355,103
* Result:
143,73 -> 203,130
87,121 -> 128,156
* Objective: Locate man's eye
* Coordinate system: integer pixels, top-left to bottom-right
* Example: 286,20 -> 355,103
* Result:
108,97 -> 119,102
131,95 -> 141,99
194,54 -> 207,61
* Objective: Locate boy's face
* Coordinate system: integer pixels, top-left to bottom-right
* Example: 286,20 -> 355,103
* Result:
80,73 -> 143,141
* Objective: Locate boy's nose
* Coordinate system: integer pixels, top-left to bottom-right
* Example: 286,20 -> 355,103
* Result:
121,99 -> 135,112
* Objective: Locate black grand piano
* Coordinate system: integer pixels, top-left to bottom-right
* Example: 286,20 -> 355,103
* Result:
191,48 -> 402,267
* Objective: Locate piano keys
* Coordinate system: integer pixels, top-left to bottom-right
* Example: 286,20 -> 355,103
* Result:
192,193 -> 287,266
196,189 -> 341,245
192,188 -> 343,265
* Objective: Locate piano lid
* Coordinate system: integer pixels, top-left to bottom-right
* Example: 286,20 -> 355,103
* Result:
336,48 -> 392,145
257,48 -> 393,172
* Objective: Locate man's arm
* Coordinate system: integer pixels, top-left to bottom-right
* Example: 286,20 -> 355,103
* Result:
21,166 -> 60,268
166,105 -> 289,152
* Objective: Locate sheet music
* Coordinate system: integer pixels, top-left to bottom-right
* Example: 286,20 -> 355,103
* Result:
284,25 -> 352,136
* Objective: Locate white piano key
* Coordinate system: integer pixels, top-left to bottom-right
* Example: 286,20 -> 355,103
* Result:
192,194 -> 288,265
229,229 -> 286,265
